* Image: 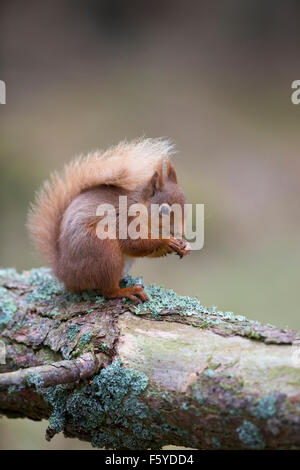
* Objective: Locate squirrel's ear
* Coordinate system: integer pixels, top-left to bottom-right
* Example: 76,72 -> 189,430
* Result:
144,171 -> 160,198
168,163 -> 178,183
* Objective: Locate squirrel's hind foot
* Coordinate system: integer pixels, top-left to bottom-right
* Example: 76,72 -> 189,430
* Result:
103,285 -> 149,304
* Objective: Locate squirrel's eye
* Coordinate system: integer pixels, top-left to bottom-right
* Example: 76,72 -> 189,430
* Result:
160,204 -> 170,215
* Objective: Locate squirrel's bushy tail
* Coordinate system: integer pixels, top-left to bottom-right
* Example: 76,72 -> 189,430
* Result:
27,137 -> 175,267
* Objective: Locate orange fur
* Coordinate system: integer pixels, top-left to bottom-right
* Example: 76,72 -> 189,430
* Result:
27,138 -> 175,267
27,137 -> 189,302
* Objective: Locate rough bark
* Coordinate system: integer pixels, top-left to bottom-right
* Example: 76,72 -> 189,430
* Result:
0,267 -> 300,450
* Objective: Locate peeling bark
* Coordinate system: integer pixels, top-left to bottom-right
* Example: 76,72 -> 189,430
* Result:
0,267 -> 300,450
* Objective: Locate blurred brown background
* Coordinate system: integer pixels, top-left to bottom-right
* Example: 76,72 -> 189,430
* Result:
1,0 -> 300,449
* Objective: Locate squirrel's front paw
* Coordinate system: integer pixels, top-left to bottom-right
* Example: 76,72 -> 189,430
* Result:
169,238 -> 191,259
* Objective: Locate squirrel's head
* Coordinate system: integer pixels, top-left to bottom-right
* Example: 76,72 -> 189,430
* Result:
141,160 -> 187,238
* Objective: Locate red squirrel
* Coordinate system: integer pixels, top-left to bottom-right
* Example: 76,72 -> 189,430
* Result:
27,138 -> 191,302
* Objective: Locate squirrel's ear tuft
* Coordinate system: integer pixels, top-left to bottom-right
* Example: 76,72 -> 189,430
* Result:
144,171 -> 160,198
168,163 -> 178,183
150,171 -> 160,194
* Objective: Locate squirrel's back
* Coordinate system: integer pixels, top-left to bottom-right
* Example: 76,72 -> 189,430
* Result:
27,137 -> 175,268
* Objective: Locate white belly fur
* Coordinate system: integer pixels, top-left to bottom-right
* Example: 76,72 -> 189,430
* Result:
122,255 -> 135,278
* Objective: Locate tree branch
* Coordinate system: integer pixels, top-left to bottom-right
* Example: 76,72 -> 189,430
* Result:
0,267 -> 299,449
0,353 -> 104,390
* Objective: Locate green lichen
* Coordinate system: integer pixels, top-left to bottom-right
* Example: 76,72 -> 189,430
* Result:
27,371 -> 44,388
237,420 -> 265,449
125,275 -> 248,328
134,283 -> 209,319
0,268 -> 25,281
1,267 -> 100,305
39,360 -> 154,448
0,286 -> 17,327
39,360 -> 189,449
67,324 -> 80,340
253,395 -> 276,420
21,268 -> 105,305
80,332 -> 92,347
122,274 -> 145,288
25,268 -> 65,303
100,343 -> 108,353
43,384 -> 69,434
8,384 -> 24,396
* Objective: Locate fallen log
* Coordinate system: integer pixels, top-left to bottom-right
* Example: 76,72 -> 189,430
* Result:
0,267 -> 299,449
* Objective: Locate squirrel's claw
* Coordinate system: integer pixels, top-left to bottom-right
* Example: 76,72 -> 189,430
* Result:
169,238 -> 191,258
